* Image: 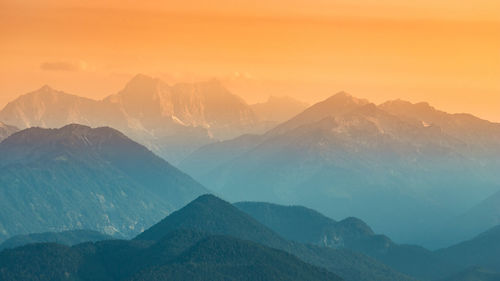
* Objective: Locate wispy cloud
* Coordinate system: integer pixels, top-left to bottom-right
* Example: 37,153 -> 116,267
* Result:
40,60 -> 87,72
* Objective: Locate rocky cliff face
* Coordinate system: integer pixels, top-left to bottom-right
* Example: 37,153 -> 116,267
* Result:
0,75 -> 264,163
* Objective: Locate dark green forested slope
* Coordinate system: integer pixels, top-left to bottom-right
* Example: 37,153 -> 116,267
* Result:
0,230 -> 341,281
136,194 -> 417,281
0,124 -> 207,241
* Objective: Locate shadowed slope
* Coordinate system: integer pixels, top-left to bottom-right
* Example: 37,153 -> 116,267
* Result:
0,124 -> 207,240
136,194 -> 417,281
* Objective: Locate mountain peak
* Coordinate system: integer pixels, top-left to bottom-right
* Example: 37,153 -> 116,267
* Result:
333,91 -> 351,98
58,123 -> 93,135
191,193 -> 225,204
29,84 -> 66,97
326,91 -> 369,105
134,194 -> 287,248
129,73 -> 155,83
120,74 -> 166,95
1,124 -> 130,151
379,99 -> 435,114
338,217 -> 375,236
267,91 -> 370,135
38,84 -> 55,92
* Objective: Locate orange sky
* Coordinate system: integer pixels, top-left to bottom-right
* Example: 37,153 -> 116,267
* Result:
1,0 -> 499,121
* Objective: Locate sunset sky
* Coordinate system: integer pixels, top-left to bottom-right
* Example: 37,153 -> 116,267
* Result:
1,0 -> 499,121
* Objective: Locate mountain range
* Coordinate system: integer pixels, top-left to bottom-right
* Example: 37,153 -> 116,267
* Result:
179,92 -> 500,246
235,201 -> 464,280
135,194 -> 417,281
0,124 -> 207,241
2,193 -> 500,281
0,230 -> 342,281
434,188 -> 500,246
0,75 -> 306,163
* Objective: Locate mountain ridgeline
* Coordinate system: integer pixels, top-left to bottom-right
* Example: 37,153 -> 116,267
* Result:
135,195 -> 417,281
0,195 -> 348,281
179,92 -> 500,246
0,75 -> 306,163
235,201 -> 460,280
0,124 -> 207,241
0,230 -> 342,281
1,194 -> 500,281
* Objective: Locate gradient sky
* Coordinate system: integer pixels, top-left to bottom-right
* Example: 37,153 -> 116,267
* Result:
1,0 -> 499,121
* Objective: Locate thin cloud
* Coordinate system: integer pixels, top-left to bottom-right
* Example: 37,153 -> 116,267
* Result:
40,60 -> 87,72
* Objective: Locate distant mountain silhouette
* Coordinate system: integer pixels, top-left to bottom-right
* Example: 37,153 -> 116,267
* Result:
380,99 -> 500,148
0,229 -> 342,281
436,225 -> 500,271
236,201 -> 459,280
136,194 -> 287,247
0,121 -> 17,142
437,189 -> 500,246
0,124 -> 207,241
136,194 -> 417,281
0,230 -> 112,250
0,75 -> 276,163
180,92 -> 500,246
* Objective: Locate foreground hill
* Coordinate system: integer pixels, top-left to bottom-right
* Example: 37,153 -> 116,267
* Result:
0,230 -> 112,250
136,194 -> 417,281
235,201 -> 458,280
0,229 -> 341,281
180,92 -> 500,245
0,124 -> 207,241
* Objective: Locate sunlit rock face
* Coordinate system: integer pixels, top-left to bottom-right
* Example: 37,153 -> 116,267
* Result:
0,75 -> 267,163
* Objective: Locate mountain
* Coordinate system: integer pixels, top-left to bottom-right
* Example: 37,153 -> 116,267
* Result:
436,225 -> 500,271
379,99 -> 500,148
438,266 -> 500,281
379,99 -> 500,184
0,85 -> 127,130
437,189 -> 500,246
105,75 -> 258,139
235,201 -> 458,280
0,229 -> 341,281
135,194 -> 287,248
0,75 -> 270,163
136,194 -> 417,281
251,95 -> 309,124
180,92 -> 500,246
0,230 -> 112,250
0,124 -> 207,241
0,121 -> 18,142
